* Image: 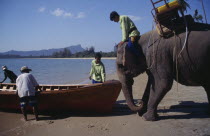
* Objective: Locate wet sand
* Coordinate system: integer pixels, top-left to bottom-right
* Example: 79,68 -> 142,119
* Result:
0,73 -> 209,136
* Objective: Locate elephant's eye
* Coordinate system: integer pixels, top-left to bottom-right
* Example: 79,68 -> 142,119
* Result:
118,64 -> 124,69
118,64 -> 128,71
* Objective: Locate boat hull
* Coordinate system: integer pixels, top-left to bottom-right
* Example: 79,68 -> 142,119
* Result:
0,80 -> 122,113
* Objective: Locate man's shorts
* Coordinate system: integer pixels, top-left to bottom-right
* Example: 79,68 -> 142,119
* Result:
92,79 -> 102,84
20,96 -> 37,107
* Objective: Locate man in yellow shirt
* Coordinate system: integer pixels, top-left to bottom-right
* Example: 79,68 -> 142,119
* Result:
89,53 -> 106,84
110,11 -> 140,56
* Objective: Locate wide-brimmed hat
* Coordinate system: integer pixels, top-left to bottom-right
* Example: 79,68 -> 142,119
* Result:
2,66 -> 7,70
20,66 -> 32,72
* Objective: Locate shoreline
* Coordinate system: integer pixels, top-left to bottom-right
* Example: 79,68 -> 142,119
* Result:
0,57 -> 117,60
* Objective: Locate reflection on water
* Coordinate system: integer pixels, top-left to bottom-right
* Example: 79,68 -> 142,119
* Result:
0,58 -> 116,84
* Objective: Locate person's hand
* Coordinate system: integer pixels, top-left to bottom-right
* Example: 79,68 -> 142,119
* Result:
89,76 -> 92,80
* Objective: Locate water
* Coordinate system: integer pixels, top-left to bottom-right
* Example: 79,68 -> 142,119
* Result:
0,58 -> 116,84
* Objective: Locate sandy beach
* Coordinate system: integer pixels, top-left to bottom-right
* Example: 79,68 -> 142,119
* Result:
0,73 -> 209,136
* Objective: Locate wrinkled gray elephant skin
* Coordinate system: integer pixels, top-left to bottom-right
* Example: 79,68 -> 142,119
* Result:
116,23 -> 210,121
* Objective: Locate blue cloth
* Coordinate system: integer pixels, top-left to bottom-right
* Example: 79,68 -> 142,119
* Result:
127,38 -> 140,56
92,79 -> 102,84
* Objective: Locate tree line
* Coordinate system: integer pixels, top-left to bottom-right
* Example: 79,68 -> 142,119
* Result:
0,46 -> 116,58
51,46 -> 116,58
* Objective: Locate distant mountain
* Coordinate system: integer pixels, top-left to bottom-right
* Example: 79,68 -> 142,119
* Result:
0,45 -> 85,56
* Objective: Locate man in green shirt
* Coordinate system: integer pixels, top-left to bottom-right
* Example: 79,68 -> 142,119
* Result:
89,53 -> 106,84
110,11 -> 140,56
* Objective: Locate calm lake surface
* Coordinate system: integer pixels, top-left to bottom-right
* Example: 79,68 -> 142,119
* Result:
0,58 -> 116,84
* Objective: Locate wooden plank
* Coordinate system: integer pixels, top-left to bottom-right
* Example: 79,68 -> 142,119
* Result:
0,89 -> 16,91
153,0 -> 164,4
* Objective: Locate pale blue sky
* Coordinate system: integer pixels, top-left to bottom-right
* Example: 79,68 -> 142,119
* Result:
0,0 -> 210,52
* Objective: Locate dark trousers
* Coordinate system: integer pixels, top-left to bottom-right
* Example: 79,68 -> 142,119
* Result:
92,79 -> 102,84
127,37 -> 140,56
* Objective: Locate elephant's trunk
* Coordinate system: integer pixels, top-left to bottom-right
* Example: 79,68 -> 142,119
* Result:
118,71 -> 143,112
122,84 -> 143,112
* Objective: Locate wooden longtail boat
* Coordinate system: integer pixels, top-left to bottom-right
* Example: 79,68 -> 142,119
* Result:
0,80 -> 121,113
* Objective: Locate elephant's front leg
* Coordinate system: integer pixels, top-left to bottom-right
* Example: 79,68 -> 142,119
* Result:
142,77 -> 173,121
138,74 -> 152,116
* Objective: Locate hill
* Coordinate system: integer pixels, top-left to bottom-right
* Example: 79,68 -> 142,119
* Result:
0,45 -> 85,57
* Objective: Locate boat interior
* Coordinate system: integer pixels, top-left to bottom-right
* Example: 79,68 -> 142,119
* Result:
0,83 -> 90,91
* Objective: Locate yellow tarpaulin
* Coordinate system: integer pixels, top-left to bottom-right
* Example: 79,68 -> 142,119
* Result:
157,0 -> 181,14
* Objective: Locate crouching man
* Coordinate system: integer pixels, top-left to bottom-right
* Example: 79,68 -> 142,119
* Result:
16,66 -> 42,121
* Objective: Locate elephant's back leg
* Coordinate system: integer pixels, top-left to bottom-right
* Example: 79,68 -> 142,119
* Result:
203,83 -> 210,114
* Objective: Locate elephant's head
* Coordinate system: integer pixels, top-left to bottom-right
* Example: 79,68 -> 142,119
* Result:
116,42 -> 147,112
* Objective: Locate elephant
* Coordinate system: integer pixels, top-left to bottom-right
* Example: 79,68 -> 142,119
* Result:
116,23 -> 210,121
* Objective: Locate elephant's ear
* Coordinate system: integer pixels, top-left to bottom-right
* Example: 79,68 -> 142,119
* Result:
116,43 -> 138,67
116,43 -> 125,65
117,42 -> 146,77
123,45 -> 138,68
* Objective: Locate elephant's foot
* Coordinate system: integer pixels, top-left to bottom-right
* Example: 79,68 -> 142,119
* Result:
137,106 -> 147,116
142,111 -> 159,121
207,106 -> 210,115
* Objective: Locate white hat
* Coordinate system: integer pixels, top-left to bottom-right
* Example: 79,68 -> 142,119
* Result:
20,66 -> 32,72
2,66 -> 7,70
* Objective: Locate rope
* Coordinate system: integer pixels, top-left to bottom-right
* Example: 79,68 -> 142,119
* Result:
200,0 -> 208,24
173,9 -> 189,98
174,35 -> 179,94
178,9 -> 189,58
171,30 -> 180,95
169,20 -> 179,94
169,9 -> 189,99
175,9 -> 189,98
147,21 -> 156,70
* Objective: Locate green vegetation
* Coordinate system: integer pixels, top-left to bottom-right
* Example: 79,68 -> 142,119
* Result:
0,46 -> 116,58
52,48 -> 72,58
193,9 -> 203,23
0,54 -> 21,58
51,46 -> 116,58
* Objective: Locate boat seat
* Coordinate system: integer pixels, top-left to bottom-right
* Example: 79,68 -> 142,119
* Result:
52,86 -> 59,91
44,86 -> 51,91
8,86 -> 14,90
2,86 -> 7,90
54,89 -> 59,91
